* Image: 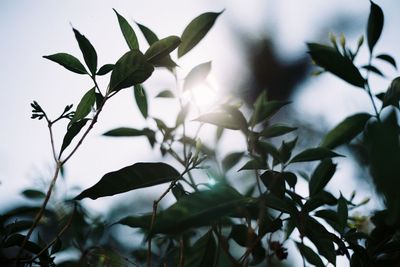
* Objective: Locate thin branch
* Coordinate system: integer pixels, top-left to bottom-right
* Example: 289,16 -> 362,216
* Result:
178,236 -> 185,267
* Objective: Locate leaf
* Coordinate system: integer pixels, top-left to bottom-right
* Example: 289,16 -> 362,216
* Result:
183,230 -> 217,267
109,50 -> 154,92
155,90 -> 175,98
238,158 -> 268,171
264,193 -> 298,215
320,113 -> 372,149
178,11 -> 224,57
290,147 -> 343,163
43,53 -> 87,74
75,162 -> 180,200
361,64 -> 384,77
4,234 -> 43,254
183,61 -> 212,91
383,77 -> 400,109
21,189 -> 46,200
309,158 -> 337,196
118,185 -> 247,234
51,237 -> 62,255
376,54 -> 397,69
367,1 -> 384,52
260,124 -> 297,138
103,127 -> 156,147
337,195 -> 348,234
260,170 -> 285,197
113,9 -> 139,50
303,191 -> 337,212
136,22 -> 159,45
307,43 -> 365,88
96,64 -> 114,75
70,88 -> 96,124
257,141 -> 281,162
222,152 -> 244,172
5,220 -> 34,234
175,103 -> 190,127
145,35 -> 181,64
314,209 -> 341,233
60,119 -> 90,155
249,96 -> 291,126
73,28 -> 97,75
134,84 -> 148,119
296,242 -> 325,267
194,112 -> 241,130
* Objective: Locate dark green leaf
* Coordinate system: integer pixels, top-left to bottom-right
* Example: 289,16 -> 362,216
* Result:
338,195 -> 348,234
260,170 -> 285,197
155,90 -> 175,98
96,64 -> 114,75
307,43 -> 365,88
367,1 -> 384,52
296,242 -> 325,267
103,127 -> 156,147
376,54 -> 397,69
5,220 -> 34,234
264,193 -> 298,215
290,147 -> 343,163
221,104 -> 248,133
222,152 -> 244,172
75,162 -> 180,200
230,224 -> 255,247
4,233 -> 42,254
60,119 -> 89,155
71,88 -> 96,124
361,64 -> 384,77
320,113 -> 372,149
175,103 -> 190,127
184,230 -> 217,267
134,84 -> 148,119
257,141 -> 281,162
279,137 -> 298,163
238,158 -> 268,171
136,22 -> 159,45
172,182 -> 186,200
309,159 -> 337,196
145,35 -> 181,64
194,112 -> 241,130
178,11 -> 224,57
113,9 -> 139,50
314,209 -> 341,233
303,191 -> 337,212
109,50 -> 154,92
183,61 -> 212,91
250,99 -> 291,126
21,189 -> 46,200
43,53 -> 87,74
260,124 -> 297,138
283,172 -> 297,188
73,28 -> 97,75
383,77 -> 400,108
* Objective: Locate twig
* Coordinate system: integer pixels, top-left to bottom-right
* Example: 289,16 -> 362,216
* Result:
178,236 -> 185,267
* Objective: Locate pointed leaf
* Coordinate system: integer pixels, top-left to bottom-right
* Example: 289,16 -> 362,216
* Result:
21,189 -> 46,200
145,35 -> 181,64
194,112 -> 241,130
96,64 -> 114,76
337,195 -> 348,234
75,162 -> 180,200
383,76 -> 400,108
309,159 -> 337,196
113,9 -> 139,50
290,147 -> 343,163
103,127 -> 156,147
109,50 -> 154,92
320,113 -> 371,149
238,158 -> 268,171
155,90 -> 175,98
70,88 -> 96,124
222,152 -> 244,172
73,28 -> 97,75
361,64 -> 384,77
184,230 -> 217,267
260,124 -> 297,138
136,22 -> 159,45
43,53 -> 87,74
296,242 -> 324,267
175,103 -> 190,127
376,54 -> 397,69
367,1 -> 384,52
60,119 -> 89,155
178,11 -> 223,57
134,84 -> 148,118
183,61 -> 212,91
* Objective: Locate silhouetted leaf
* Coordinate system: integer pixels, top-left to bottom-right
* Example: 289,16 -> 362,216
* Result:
260,170 -> 285,197
314,209 -> 341,233
73,28 -> 97,75
260,124 -> 297,138
183,61 -> 211,91
61,119 -> 89,155
134,84 -> 148,118
296,242 -> 324,267
178,11 -> 224,57
5,220 -> 34,234
70,88 -> 95,124
303,191 -> 337,212
367,1 -> 384,52
264,193 -> 298,215
307,43 -> 365,88
155,90 -> 175,98
43,53 -> 87,74
184,230 -> 217,267
113,9 -> 139,50
238,158 -> 268,171
222,152 -> 244,172
320,113 -> 371,149
145,36 -> 180,64
338,195 -> 348,234
21,189 -> 46,200
383,77 -> 400,108
136,22 -> 158,45
194,112 -> 241,130
290,147 -> 343,163
103,127 -> 156,146
75,162 -> 180,200
309,159 -> 336,196
376,54 -> 397,69
361,64 -> 384,77
249,95 -> 291,126
109,50 -> 154,92
4,233 -> 42,254
96,64 -> 114,75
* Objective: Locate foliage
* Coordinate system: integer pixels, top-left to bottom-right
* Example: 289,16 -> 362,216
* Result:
1,1 -> 400,266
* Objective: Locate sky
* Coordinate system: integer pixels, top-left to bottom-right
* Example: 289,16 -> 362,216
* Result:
1,0 -> 400,265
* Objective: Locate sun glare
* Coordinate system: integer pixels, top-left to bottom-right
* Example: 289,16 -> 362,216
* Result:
183,75 -> 220,109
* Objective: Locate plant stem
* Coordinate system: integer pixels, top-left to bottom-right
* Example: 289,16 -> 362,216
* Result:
365,55 -> 380,119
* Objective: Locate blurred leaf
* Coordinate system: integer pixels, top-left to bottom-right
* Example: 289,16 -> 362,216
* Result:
73,28 -> 97,75
296,242 -> 324,267
178,11 -> 224,57
155,90 -> 175,98
5,220 -> 33,234
320,113 -> 371,149
136,22 -> 159,45
51,237 -> 62,255
183,61 -> 212,91
75,162 -> 180,200
43,53 -> 87,74
376,54 -> 397,69
134,84 -> 148,119
221,105 -> 248,133
230,224 -> 255,247
307,43 -> 365,88
264,193 -> 298,215
309,159 -> 337,196
109,50 -> 154,92
184,230 -> 217,267
61,119 -> 90,155
257,141 -> 281,162
361,64 -> 384,77
250,98 -> 291,126
238,157 -> 268,171
172,182 -> 186,200
96,64 -> 114,75
194,112 -> 241,130
290,147 -> 343,163
70,88 -> 96,124
103,127 -> 156,147
175,103 -> 190,127
383,77 -> 400,109
4,233 -> 42,254
367,1 -> 384,52
145,36 -> 180,64
222,152 -> 244,172
21,189 -> 46,200
113,9 -> 139,50
260,124 -> 297,138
